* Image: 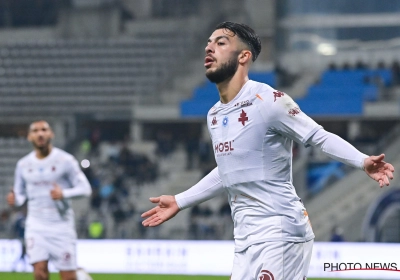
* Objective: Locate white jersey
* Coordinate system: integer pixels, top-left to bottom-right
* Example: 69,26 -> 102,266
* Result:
207,80 -> 320,252
14,147 -> 92,235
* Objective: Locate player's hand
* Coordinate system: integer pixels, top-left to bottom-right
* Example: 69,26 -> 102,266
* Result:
141,195 -> 180,227
50,183 -> 63,200
364,154 -> 395,188
6,190 -> 15,206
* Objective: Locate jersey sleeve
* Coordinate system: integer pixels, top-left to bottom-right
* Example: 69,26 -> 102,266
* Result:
260,91 -> 322,146
175,167 -> 224,210
62,157 -> 92,199
306,128 -> 368,170
13,161 -> 27,207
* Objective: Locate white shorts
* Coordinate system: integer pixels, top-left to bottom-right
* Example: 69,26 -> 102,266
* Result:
25,231 -> 77,271
231,239 -> 313,280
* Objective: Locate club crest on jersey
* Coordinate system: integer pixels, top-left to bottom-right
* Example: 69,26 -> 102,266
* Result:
238,109 -> 249,126
222,116 -> 229,127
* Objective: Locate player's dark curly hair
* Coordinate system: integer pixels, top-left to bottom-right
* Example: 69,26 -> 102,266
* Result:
215,21 -> 262,62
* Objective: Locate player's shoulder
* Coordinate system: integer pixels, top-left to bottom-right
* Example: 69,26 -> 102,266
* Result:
53,147 -> 76,162
244,80 -> 282,104
249,82 -> 294,108
17,151 -> 35,167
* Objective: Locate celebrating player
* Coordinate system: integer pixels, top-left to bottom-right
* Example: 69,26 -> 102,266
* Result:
141,22 -> 395,279
7,120 -> 92,280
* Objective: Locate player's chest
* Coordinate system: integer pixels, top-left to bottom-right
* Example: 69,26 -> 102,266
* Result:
209,104 -> 265,142
22,161 -> 64,183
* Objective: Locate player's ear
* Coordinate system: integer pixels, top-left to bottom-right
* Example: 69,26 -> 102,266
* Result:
238,50 -> 252,64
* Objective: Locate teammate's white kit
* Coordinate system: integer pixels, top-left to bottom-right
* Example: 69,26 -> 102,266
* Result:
176,80 -> 367,279
13,147 -> 92,270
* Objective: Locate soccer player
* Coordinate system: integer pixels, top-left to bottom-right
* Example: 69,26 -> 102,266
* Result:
141,22 -> 395,279
7,120 -> 92,280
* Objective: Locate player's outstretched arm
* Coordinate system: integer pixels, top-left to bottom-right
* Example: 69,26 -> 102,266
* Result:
141,195 -> 180,227
307,129 -> 395,188
363,154 -> 394,188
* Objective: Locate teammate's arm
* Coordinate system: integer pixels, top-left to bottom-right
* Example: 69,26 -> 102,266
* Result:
307,129 -> 394,187
61,158 -> 92,199
142,167 -> 224,227
8,162 -> 27,207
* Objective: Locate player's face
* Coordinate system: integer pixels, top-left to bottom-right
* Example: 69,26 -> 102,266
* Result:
204,28 -> 241,83
28,121 -> 54,149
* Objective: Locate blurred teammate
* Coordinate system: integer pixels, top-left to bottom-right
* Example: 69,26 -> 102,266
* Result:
141,22 -> 395,279
7,120 -> 92,280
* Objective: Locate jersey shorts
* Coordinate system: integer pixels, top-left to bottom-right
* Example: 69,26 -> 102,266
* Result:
25,230 -> 77,271
231,239 -> 313,280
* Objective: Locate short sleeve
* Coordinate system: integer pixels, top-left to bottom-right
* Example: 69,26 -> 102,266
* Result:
260,91 -> 322,146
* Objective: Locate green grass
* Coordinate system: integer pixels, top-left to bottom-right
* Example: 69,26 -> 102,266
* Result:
0,273 -> 365,280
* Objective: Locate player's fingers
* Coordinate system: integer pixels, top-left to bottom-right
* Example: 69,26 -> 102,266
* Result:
149,197 -> 160,204
371,154 -> 385,163
141,207 -> 157,218
385,163 -> 395,173
149,218 -> 163,227
383,175 -> 390,186
385,169 -> 394,180
379,179 -> 384,188
142,215 -> 160,226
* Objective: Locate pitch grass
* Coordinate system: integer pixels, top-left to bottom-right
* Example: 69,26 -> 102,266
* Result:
0,273 -> 366,280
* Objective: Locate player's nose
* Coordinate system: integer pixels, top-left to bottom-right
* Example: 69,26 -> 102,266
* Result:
205,43 -> 214,54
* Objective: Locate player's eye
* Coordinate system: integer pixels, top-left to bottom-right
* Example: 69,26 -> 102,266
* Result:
217,42 -> 225,46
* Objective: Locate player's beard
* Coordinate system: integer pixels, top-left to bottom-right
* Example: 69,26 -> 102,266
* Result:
206,53 -> 239,84
32,137 -> 51,152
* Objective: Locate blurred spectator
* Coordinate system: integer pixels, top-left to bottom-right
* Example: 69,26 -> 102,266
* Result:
90,128 -> 101,155
355,60 -> 367,70
188,205 -> 202,239
188,205 -> 216,240
330,225 -> 345,242
342,62 -> 352,70
198,139 -> 212,168
156,130 -> 175,157
327,62 -> 338,71
391,61 -> 400,86
90,190 -> 102,213
218,201 -> 233,240
185,136 -> 199,170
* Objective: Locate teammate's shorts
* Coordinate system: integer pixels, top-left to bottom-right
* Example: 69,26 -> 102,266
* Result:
25,230 -> 77,271
231,239 -> 313,280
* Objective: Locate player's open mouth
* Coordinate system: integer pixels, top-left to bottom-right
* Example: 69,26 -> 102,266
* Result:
204,56 -> 215,67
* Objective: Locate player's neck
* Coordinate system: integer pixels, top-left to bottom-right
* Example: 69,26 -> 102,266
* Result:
217,70 -> 249,104
35,145 -> 53,159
